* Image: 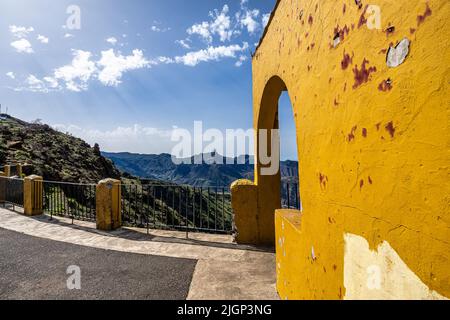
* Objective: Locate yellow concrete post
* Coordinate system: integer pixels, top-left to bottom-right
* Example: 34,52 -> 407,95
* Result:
96,179 -> 121,231
23,175 -> 43,216
230,179 -> 260,245
3,165 -> 11,177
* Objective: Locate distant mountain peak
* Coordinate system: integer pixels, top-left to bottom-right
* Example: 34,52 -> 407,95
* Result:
103,151 -> 298,187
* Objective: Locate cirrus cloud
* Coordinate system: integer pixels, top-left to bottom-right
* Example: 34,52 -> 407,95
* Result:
174,42 -> 249,67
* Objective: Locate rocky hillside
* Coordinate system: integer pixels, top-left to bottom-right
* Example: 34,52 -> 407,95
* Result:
0,114 -> 120,183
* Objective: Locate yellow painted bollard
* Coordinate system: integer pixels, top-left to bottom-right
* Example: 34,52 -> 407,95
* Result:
24,175 -> 43,216
230,179 -> 260,245
3,165 -> 11,177
96,179 -> 121,231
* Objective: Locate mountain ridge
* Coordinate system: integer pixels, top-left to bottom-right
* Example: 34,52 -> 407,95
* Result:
103,151 -> 298,187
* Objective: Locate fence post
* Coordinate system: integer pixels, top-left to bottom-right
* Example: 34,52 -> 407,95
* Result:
230,179 -> 260,245
3,165 -> 11,177
24,175 -> 43,216
96,179 -> 121,231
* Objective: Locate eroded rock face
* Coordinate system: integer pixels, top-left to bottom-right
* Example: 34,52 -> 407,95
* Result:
387,38 -> 410,68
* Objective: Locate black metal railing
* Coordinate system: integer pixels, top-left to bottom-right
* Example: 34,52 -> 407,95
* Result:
121,184 -> 233,234
0,176 -> 24,209
43,181 -> 96,221
281,182 -> 301,210
9,165 -> 18,177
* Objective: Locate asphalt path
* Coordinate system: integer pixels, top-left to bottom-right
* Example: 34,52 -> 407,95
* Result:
0,227 -> 197,300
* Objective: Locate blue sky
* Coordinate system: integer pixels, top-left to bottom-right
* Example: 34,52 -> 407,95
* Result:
0,0 -> 298,160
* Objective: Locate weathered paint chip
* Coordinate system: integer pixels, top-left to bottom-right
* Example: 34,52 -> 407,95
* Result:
333,35 -> 341,48
385,25 -> 395,35
387,38 -> 410,68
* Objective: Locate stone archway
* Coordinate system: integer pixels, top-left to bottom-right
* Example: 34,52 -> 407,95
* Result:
254,76 -> 301,245
231,75 -> 301,246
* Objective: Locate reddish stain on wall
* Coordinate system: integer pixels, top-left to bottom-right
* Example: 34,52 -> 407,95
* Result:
352,59 -> 377,89
417,3 -> 432,26
385,122 -> 396,138
334,98 -> 340,107
341,51 -> 354,70
319,173 -> 329,189
334,25 -> 350,42
362,128 -> 368,137
348,126 -> 358,142
358,5 -> 369,28
378,79 -> 393,92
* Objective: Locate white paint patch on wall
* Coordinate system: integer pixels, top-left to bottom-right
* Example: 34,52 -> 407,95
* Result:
344,233 -> 448,300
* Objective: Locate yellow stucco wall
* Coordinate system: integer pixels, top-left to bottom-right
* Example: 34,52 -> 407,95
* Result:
250,0 -> 449,299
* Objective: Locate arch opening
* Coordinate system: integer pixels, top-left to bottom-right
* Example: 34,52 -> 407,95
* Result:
254,75 -> 302,244
278,91 -> 301,211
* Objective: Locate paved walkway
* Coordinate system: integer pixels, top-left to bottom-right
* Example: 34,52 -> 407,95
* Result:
0,208 -> 278,300
0,227 -> 196,300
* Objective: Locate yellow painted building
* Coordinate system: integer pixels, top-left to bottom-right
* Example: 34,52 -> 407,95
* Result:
232,0 -> 449,300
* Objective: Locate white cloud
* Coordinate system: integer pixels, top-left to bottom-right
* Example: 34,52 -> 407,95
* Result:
176,39 -> 192,49
238,8 -> 260,34
187,21 -> 212,43
209,5 -> 234,42
262,13 -> 271,28
175,42 -> 249,67
64,33 -> 74,38
157,56 -> 175,64
97,49 -> 152,86
151,25 -> 171,32
235,55 -> 248,67
9,25 -> 34,38
43,76 -> 59,89
10,38 -> 34,53
15,48 -> 154,92
106,37 -> 118,45
187,5 -> 235,43
53,124 -> 175,154
25,75 -> 48,92
54,50 -> 97,92
37,34 -> 49,44
6,72 -> 15,79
